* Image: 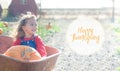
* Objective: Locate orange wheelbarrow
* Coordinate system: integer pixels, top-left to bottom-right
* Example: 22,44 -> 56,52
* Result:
0,36 -> 61,71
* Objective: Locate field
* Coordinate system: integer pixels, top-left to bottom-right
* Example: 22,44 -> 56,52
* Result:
1,9 -> 120,71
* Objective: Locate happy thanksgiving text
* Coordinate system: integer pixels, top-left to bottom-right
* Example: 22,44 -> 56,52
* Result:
72,27 -> 100,44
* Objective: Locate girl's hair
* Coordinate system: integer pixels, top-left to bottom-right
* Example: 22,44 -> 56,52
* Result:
15,12 -> 36,39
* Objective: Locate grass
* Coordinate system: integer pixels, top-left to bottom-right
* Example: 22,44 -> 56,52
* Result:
117,46 -> 120,55
117,67 -> 120,71
114,27 -> 120,33
37,23 -> 60,39
0,19 -> 61,37
0,22 -> 12,35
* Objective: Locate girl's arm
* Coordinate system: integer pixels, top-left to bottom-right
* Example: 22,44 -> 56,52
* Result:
12,38 -> 21,46
35,36 -> 47,57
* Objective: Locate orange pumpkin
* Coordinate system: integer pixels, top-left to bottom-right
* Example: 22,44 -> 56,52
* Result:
0,28 -> 3,35
4,45 -> 41,61
46,22 -> 52,30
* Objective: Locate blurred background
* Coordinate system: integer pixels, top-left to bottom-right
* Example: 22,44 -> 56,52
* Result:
0,0 -> 120,71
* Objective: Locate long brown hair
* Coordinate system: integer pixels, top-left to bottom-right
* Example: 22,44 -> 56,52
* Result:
15,12 -> 36,39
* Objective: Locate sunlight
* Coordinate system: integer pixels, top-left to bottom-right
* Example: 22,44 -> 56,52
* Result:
41,0 -> 112,8
0,0 -> 12,8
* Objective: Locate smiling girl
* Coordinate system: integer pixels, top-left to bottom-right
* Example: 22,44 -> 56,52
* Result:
12,12 -> 47,57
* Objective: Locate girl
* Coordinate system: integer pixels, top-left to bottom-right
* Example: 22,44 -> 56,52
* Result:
12,13 -> 47,57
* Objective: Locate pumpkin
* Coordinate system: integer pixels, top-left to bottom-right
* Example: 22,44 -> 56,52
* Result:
3,22 -> 8,27
46,22 -> 52,30
0,28 -> 3,35
4,45 -> 41,61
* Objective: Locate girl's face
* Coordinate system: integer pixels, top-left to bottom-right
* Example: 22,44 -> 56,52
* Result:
22,18 -> 37,37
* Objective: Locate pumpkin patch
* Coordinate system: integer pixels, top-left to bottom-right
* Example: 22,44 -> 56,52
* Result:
4,45 -> 41,61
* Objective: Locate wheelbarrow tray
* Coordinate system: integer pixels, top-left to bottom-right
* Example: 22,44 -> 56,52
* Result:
0,36 -> 61,71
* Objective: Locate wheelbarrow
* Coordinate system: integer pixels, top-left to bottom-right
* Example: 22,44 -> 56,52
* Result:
0,35 -> 61,71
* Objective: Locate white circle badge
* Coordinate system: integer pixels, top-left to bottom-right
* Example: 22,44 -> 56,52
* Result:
66,16 -> 104,55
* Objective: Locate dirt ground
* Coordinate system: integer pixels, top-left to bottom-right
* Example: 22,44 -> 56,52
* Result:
42,18 -> 120,71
